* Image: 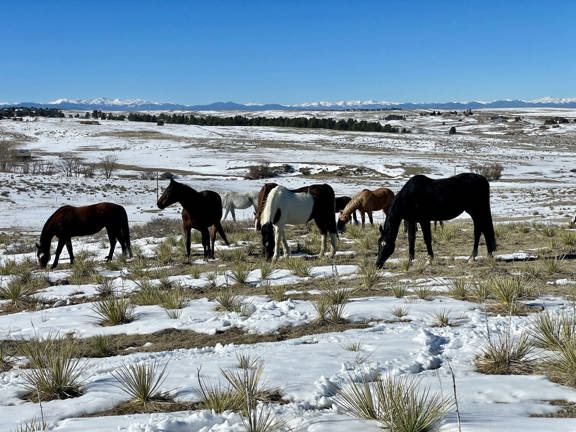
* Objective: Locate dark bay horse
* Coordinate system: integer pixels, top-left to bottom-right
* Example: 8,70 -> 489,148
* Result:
335,196 -> 358,224
337,188 -> 395,233
157,179 -> 229,259
260,184 -> 338,261
36,202 -> 132,269
376,173 -> 496,268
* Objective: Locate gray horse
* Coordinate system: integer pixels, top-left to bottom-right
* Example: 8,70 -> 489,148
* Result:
222,191 -> 259,221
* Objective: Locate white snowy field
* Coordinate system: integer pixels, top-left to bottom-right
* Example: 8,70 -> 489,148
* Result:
1,109 -> 576,431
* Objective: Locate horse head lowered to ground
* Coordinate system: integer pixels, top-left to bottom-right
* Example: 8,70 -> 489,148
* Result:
376,173 -> 496,268
36,202 -> 133,269
260,184 -> 338,261
337,187 -> 395,233
157,179 -> 229,259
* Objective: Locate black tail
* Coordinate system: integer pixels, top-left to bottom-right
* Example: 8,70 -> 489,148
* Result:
215,222 -> 229,245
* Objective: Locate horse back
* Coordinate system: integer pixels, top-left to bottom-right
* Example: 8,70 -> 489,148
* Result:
48,202 -> 128,237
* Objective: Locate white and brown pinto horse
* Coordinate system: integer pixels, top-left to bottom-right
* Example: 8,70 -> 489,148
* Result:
260,184 -> 337,261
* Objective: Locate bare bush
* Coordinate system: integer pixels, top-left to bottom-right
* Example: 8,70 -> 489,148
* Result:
246,161 -> 275,180
469,162 -> 503,181
100,155 -> 118,179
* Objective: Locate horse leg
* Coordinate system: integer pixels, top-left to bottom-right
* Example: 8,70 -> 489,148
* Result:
352,210 -> 358,224
209,225 -> 217,259
368,211 -> 374,225
360,211 -> 366,228
420,221 -> 434,264
329,232 -> 337,257
280,226 -> 290,259
272,225 -> 282,262
105,229 -> 117,261
184,227 -> 192,259
65,238 -> 75,265
201,228 -> 210,259
223,206 -> 230,221
319,233 -> 327,256
51,238 -> 66,269
469,219 -> 482,262
407,222 -> 417,264
230,207 -> 236,222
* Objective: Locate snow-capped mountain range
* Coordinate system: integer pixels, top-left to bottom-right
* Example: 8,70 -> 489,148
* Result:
3,97 -> 576,111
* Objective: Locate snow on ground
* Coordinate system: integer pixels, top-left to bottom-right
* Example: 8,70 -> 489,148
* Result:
2,110 -> 576,431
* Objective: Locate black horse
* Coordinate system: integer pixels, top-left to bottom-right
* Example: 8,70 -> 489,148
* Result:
157,179 -> 229,259
376,173 -> 496,268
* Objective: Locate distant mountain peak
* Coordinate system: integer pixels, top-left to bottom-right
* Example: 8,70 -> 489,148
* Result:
5,96 -> 576,111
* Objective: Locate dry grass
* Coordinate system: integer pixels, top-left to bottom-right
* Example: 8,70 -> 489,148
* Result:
475,331 -> 535,375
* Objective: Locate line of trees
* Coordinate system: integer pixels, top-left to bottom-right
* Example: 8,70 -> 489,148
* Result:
0,107 -> 65,119
127,112 -> 408,133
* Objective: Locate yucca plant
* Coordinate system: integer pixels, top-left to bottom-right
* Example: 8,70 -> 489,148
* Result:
161,286 -> 187,310
335,373 -> 452,431
237,353 -> 262,370
343,342 -> 363,352
0,280 -> 36,305
214,287 -> 243,313
92,297 -> 136,326
542,257 -> 565,274
91,334 -> 116,357
286,258 -> 312,277
229,261 -> 253,286
69,254 -> 98,284
13,417 -> 48,432
131,280 -> 163,305
560,231 -> 576,248
242,401 -> 287,432
21,336 -> 85,401
413,286 -> 432,300
155,240 -> 174,265
266,285 -> 287,302
391,285 -> 408,299
431,309 -> 451,327
529,311 -> 576,351
488,276 -> 529,308
96,278 -> 115,297
475,331 -> 534,375
195,369 -> 242,413
448,279 -> 468,300
111,361 -> 169,404
358,263 -> 381,290
546,338 -> 576,387
0,344 -> 13,372
391,306 -> 409,320
221,363 -> 279,410
189,265 -> 202,279
471,280 -> 490,301
259,262 -> 276,281
313,296 -> 347,324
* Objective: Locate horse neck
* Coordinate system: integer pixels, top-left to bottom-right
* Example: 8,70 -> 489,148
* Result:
260,188 -> 281,225
175,185 -> 200,209
341,197 -> 360,219
383,205 -> 402,244
39,220 -> 55,253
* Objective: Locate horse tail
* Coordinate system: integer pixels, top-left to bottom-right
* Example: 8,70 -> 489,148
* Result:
215,222 -> 230,245
118,206 -> 133,257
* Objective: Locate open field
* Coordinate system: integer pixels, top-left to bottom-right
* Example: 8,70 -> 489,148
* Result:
1,109 -> 576,431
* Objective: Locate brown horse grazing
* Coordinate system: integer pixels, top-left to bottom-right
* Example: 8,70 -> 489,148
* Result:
36,202 -> 133,269
337,188 -> 395,233
335,196 -> 358,224
157,179 -> 229,259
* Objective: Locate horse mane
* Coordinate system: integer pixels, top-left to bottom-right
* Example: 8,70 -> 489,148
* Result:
340,191 -> 366,220
260,186 -> 282,225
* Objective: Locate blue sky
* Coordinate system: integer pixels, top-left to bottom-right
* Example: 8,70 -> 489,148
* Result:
1,0 -> 575,104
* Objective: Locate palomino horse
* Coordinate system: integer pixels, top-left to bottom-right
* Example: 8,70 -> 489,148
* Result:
337,188 -> 395,232
222,191 -> 258,222
260,184 -> 338,261
335,196 -> 358,224
157,179 -> 229,259
36,202 -> 132,269
376,173 -> 496,268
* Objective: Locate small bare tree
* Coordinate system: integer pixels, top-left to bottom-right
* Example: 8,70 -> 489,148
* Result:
57,157 -> 81,177
100,155 -> 118,179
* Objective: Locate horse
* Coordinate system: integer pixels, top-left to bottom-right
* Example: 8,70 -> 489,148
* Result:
260,184 -> 338,261
376,173 -> 496,268
222,191 -> 258,222
157,179 -> 229,259
337,188 -> 395,233
36,202 -> 132,269
335,196 -> 358,224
